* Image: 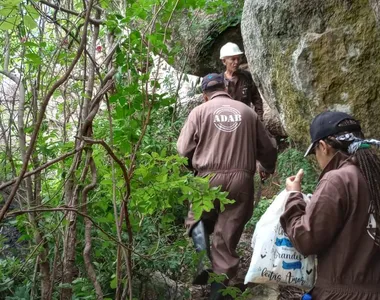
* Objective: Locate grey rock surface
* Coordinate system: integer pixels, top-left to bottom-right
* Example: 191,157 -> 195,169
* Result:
242,0 -> 380,144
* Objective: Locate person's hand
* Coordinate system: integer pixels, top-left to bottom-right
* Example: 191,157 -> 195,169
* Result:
259,170 -> 271,182
286,169 -> 304,192
257,163 -> 271,182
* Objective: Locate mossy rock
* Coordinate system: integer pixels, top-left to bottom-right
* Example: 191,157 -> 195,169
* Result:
242,0 -> 380,146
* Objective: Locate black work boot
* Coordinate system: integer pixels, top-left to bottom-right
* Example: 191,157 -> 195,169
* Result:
191,221 -> 212,285
209,281 -> 226,300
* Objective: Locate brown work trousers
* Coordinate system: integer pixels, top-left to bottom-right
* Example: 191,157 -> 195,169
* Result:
185,170 -> 255,279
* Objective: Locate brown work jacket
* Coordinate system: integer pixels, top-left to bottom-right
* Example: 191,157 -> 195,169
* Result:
177,91 -> 276,175
221,70 -> 264,122
280,151 -> 380,299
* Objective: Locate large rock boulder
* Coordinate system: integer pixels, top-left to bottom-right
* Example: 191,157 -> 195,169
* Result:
242,0 -> 380,144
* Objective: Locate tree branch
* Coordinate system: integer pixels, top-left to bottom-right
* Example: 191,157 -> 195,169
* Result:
0,0 -> 94,223
6,207 -> 147,257
0,70 -> 21,83
82,156 -> 103,299
80,137 -> 129,189
78,138 -> 133,299
100,43 -> 118,68
0,146 -> 85,191
82,70 -> 115,134
39,0 -> 104,25
3,32 -> 10,72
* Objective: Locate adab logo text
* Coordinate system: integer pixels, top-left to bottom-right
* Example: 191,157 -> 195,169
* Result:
213,105 -> 242,132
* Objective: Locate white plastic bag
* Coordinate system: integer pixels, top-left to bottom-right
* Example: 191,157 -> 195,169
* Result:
244,189 -> 316,289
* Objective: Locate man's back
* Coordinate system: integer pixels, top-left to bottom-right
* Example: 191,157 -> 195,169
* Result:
177,91 -> 275,175
178,75 -> 277,293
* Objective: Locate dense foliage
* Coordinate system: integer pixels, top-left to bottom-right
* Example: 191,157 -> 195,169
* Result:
0,0 -> 241,299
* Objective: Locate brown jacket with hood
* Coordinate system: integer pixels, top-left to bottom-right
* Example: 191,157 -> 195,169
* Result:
280,151 -> 380,300
221,70 -> 264,122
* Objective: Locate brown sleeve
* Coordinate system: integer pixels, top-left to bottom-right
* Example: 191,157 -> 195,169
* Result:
280,178 -> 346,255
256,118 -> 277,173
177,110 -> 199,169
251,85 -> 264,122
247,73 -> 264,121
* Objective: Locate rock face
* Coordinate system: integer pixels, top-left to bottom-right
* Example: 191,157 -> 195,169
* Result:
168,3 -> 245,77
186,24 -> 246,76
242,0 -> 380,144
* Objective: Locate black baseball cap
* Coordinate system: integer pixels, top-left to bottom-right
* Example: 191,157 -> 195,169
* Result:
304,111 -> 361,157
201,73 -> 225,92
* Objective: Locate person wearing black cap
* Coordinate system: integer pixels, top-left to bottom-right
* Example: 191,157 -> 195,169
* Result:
177,73 -> 277,299
280,111 -> 380,300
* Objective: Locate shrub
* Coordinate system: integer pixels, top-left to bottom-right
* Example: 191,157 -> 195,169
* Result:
277,148 -> 318,194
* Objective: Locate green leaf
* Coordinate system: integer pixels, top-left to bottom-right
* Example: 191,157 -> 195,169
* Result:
109,93 -> 120,103
24,15 -> 37,29
23,41 -> 39,47
17,234 -> 31,242
99,0 -> 109,9
3,0 -> 23,7
101,179 -> 113,185
24,126 -> 34,133
24,4 -> 39,18
0,16 -> 20,30
162,213 -> 175,224
157,173 -> 168,183
202,199 -> 214,212
181,185 -> 193,195
25,53 -> 42,65
0,8 -> 16,17
119,141 -> 131,154
110,276 -> 117,289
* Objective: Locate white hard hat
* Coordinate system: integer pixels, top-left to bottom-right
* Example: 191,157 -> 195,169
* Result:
220,42 -> 244,59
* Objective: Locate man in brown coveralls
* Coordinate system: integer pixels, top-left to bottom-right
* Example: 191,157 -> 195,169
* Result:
219,42 -> 264,122
177,73 -> 277,299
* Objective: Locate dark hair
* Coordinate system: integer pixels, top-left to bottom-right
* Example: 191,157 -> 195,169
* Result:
323,119 -> 380,247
